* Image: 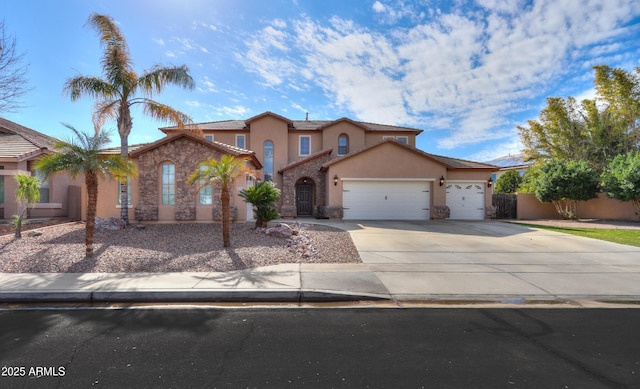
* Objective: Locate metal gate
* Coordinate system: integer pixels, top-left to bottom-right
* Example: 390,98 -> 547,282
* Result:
492,194 -> 517,219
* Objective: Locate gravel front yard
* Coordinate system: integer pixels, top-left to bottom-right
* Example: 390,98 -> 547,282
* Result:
0,222 -> 362,273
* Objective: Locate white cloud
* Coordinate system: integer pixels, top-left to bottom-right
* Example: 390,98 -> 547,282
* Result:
240,0 -> 640,149
153,38 -> 165,46
197,76 -> 217,93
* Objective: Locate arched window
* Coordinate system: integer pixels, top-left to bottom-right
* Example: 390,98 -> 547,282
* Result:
338,134 -> 349,155
264,140 -> 274,181
161,163 -> 175,205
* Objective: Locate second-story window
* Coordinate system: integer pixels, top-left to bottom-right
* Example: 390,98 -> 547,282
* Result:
396,136 -> 408,144
299,135 -> 310,156
204,135 -> 214,142
264,140 -> 274,181
338,134 -> 349,155
236,134 -> 246,149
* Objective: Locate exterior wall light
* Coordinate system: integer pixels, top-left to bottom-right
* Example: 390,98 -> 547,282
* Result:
334,174 -> 339,186
488,177 -> 493,188
439,176 -> 445,187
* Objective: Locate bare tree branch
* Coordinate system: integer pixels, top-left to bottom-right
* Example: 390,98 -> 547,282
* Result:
0,20 -> 32,113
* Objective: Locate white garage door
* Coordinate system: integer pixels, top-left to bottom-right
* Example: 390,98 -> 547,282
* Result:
446,183 -> 485,220
343,180 -> 430,220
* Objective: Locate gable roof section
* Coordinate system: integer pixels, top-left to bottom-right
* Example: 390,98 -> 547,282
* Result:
0,117 -> 59,160
245,111 -> 293,126
278,148 -> 333,173
321,139 -> 497,171
129,132 -> 262,169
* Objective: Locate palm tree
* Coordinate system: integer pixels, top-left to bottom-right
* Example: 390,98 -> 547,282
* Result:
188,155 -> 248,247
34,125 -> 134,257
238,181 -> 281,229
64,13 -> 194,224
13,174 -> 40,239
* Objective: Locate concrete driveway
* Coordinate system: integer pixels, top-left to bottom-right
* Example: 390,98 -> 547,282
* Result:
335,220 -> 640,302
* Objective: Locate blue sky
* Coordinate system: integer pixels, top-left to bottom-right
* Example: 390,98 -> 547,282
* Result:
3,0 -> 640,161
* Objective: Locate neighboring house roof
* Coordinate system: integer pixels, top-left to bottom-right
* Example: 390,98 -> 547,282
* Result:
0,117 -> 59,160
321,139 -> 498,171
160,111 -> 423,134
484,153 -> 533,169
278,148 -> 333,173
128,131 -> 263,169
99,143 -> 150,155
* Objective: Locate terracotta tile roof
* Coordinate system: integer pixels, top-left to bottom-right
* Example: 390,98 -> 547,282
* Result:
321,139 -> 498,170
278,149 -> 333,173
128,132 -> 262,169
159,112 -> 422,134
99,143 -> 150,155
0,117 -> 59,159
424,153 -> 499,169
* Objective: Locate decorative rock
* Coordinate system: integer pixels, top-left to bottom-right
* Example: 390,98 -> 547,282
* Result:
95,217 -> 127,231
265,223 -> 293,238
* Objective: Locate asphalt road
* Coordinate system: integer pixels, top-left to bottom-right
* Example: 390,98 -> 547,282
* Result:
1,308 -> 639,388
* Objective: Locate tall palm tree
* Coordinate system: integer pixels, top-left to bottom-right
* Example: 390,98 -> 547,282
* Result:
13,174 -> 40,239
188,155 -> 248,247
64,13 -> 194,224
34,125 -> 134,257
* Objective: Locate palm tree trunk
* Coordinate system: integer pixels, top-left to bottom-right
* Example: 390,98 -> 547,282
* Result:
221,185 -> 231,247
85,170 -> 98,257
119,134 -> 129,224
118,106 -> 132,225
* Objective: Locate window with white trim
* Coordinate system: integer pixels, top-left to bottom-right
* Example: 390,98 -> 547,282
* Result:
396,136 -> 408,144
299,135 -> 311,156
198,165 -> 212,205
118,177 -> 132,206
204,134 -> 214,142
264,140 -> 274,181
338,134 -> 349,155
161,163 -> 175,205
236,134 -> 246,149
34,169 -> 49,203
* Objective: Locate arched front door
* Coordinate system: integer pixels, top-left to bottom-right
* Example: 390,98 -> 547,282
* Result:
295,177 -> 314,216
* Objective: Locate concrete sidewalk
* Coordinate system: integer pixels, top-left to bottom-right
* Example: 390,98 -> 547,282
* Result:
1,220 -> 639,305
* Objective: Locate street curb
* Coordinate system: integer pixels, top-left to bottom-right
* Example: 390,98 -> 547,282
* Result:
0,290 -> 390,304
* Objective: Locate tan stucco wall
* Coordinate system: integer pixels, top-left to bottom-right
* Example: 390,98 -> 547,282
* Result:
0,161 -> 78,219
321,122 -> 366,155
326,142 -> 448,210
518,192 -> 640,221
248,116 -> 287,195
365,132 -> 416,147
287,132 -> 322,162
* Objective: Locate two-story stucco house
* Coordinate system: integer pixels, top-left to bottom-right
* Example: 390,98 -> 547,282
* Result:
93,111 -> 498,222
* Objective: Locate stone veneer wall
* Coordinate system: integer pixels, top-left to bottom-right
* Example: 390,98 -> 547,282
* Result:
280,153 -> 332,218
135,138 -> 224,221
431,205 -> 450,219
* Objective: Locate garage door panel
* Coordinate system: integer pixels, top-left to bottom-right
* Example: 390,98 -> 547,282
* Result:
446,183 -> 485,220
343,181 -> 430,220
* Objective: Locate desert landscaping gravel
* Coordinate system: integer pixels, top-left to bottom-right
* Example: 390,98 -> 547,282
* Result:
0,222 -> 362,273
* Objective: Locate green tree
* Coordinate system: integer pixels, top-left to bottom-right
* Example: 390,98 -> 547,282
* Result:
238,180 -> 281,229
13,174 -> 40,238
518,65 -> 640,171
64,13 -> 194,224
601,151 -> 640,214
34,125 -> 134,257
534,159 -> 599,219
188,155 -> 248,248
494,170 -> 523,194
